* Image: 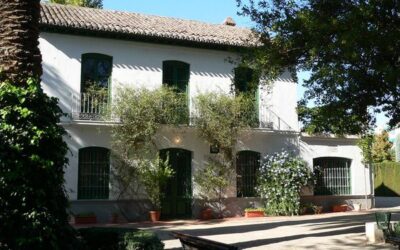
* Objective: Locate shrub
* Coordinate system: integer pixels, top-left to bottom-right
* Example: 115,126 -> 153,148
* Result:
257,150 -> 314,216
78,227 -> 164,250
0,78 -> 79,248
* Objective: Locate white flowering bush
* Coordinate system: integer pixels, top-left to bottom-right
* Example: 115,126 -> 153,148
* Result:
257,150 -> 313,216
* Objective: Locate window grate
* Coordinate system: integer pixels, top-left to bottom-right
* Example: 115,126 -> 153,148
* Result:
78,147 -> 110,200
314,157 -> 351,195
236,151 -> 261,197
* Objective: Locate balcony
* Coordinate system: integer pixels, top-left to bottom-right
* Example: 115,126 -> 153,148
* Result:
69,92 -> 296,132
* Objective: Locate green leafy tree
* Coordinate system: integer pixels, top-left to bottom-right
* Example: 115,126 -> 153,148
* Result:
48,0 -> 103,8
0,0 -> 78,248
237,0 -> 400,134
372,130 -> 393,163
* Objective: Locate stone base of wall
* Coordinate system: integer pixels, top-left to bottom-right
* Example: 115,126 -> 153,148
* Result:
69,195 -> 374,223
301,195 -> 374,212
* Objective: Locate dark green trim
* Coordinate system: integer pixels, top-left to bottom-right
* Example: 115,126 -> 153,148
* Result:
40,24 -> 251,51
78,147 -> 110,200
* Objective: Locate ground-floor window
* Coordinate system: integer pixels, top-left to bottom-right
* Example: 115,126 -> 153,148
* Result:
78,147 -> 110,199
314,157 -> 351,195
236,150 -> 261,197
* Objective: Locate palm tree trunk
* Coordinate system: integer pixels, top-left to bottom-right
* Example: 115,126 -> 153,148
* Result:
0,0 -> 42,83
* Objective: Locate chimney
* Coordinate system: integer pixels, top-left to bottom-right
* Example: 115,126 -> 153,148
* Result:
222,17 -> 236,26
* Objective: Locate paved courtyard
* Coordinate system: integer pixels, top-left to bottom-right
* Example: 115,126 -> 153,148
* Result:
130,208 -> 400,250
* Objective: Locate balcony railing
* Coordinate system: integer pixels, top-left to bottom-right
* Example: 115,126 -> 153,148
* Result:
71,92 -> 110,121
70,93 -> 296,131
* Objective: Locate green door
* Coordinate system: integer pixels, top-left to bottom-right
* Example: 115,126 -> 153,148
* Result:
160,148 -> 192,219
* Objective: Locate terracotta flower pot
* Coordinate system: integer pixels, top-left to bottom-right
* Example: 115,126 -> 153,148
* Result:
200,208 -> 213,220
245,210 -> 265,218
149,211 -> 161,222
75,215 -> 97,225
332,204 -> 348,212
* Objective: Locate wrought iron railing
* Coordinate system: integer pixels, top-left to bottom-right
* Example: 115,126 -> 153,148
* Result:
70,92 -> 296,131
71,92 -> 110,121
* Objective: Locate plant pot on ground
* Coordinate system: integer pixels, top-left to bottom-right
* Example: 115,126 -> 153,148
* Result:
352,203 -> 361,211
138,156 -> 174,222
75,212 -> 97,225
332,204 -> 348,212
200,207 -> 213,220
312,205 -> 323,214
244,208 -> 265,218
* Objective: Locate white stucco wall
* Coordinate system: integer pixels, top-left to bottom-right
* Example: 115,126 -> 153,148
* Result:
300,136 -> 372,196
39,32 -> 298,129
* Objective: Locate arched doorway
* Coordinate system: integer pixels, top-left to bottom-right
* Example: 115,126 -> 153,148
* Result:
236,150 -> 261,197
160,148 -> 192,218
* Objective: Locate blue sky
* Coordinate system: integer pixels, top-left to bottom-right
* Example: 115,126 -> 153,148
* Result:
103,0 -> 389,132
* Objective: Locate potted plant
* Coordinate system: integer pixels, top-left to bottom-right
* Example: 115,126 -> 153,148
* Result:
312,204 -> 323,214
194,157 -> 231,220
138,156 -> 174,222
74,212 -> 97,225
352,202 -> 361,211
244,208 -> 265,218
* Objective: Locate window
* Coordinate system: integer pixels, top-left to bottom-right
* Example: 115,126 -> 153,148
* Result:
81,53 -> 113,92
162,60 -> 190,92
78,147 -> 110,199
314,157 -> 351,195
237,150 -> 261,197
234,67 -> 260,127
233,67 -> 258,94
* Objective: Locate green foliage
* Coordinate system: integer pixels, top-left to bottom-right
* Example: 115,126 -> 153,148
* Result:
372,130 -> 394,163
374,162 -> 400,197
137,157 -> 174,210
49,0 -> 103,8
78,227 -> 164,250
0,78 -> 79,249
244,207 -> 265,212
257,150 -> 313,216
237,0 -> 400,133
111,87 -> 186,206
194,92 -> 257,160
193,157 -> 232,211
357,133 -> 374,165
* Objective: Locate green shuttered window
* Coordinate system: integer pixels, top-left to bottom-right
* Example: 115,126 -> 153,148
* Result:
162,60 -> 190,92
237,151 -> 261,197
314,157 -> 351,195
81,53 -> 113,91
78,147 -> 110,200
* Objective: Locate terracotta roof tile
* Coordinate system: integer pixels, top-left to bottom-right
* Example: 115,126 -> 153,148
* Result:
40,3 -> 259,47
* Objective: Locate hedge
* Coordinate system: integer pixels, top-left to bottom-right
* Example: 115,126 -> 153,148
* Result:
78,227 -> 164,250
374,162 -> 400,197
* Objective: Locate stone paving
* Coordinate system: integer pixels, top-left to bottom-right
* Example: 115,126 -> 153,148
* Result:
128,209 -> 400,250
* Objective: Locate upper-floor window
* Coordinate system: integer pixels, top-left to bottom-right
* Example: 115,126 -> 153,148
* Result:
233,66 -> 258,95
162,60 -> 190,92
236,150 -> 261,197
314,157 -> 352,195
78,147 -> 110,200
81,53 -> 113,92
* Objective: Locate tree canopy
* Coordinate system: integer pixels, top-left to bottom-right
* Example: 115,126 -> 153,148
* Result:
237,0 -> 400,134
49,0 -> 103,8
372,130 -> 394,163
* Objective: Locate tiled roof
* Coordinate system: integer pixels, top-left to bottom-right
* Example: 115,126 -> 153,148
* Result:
40,3 -> 259,48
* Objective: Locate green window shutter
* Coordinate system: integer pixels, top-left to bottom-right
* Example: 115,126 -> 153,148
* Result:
236,151 -> 261,197
162,60 -> 190,92
81,53 -> 113,92
314,157 -> 352,195
78,147 -> 110,200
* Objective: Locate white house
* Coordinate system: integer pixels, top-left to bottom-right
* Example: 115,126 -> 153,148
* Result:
38,3 -> 373,222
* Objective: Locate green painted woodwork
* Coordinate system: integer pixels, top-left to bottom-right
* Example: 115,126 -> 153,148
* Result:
314,157 -> 352,195
162,60 -> 190,92
234,67 -> 260,126
236,150 -> 261,197
78,147 -> 110,199
81,53 -> 113,92
160,148 -> 192,218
